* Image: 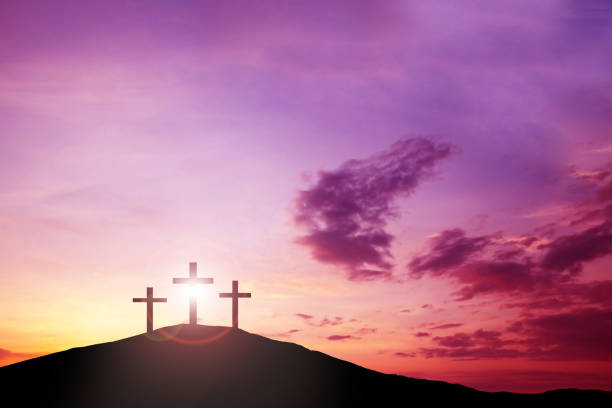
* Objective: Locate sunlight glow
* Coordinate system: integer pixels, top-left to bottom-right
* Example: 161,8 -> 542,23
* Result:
187,284 -> 200,298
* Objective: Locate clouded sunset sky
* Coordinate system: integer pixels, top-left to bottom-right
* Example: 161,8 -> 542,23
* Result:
1,0 -> 612,393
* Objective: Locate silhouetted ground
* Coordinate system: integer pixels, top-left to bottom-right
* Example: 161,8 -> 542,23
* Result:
1,324 -> 609,407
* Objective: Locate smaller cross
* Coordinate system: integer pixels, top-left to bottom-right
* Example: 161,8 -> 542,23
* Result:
219,280 -> 251,329
133,287 -> 167,333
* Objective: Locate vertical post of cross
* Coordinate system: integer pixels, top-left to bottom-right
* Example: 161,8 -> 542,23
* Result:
189,262 -> 197,324
132,287 -> 167,333
219,280 -> 252,329
172,262 -> 214,325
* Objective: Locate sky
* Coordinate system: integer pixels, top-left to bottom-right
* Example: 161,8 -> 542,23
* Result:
1,0 -> 612,393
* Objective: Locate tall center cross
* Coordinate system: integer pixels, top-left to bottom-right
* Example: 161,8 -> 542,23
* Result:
172,262 -> 214,325
219,280 -> 251,329
133,287 -> 167,333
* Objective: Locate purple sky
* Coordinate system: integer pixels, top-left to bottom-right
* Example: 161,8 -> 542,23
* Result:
1,0 -> 612,393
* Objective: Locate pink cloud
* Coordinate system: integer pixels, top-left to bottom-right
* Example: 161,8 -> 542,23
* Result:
518,307 -> 612,361
327,334 -> 358,341
430,323 -> 463,330
0,348 -> 42,367
394,351 -> 416,358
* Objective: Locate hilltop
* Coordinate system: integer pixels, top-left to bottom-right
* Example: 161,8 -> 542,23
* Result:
1,324 -> 608,407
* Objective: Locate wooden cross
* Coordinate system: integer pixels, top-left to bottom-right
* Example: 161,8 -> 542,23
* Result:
219,280 -> 251,329
132,287 -> 167,333
172,262 -> 214,325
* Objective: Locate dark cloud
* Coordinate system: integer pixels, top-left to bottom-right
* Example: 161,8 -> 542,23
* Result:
409,229 -> 494,278
430,323 -> 463,330
414,332 -> 430,338
519,307 -> 612,361
408,227 -> 543,300
415,368 -> 612,394
558,280 -> 612,306
502,280 -> 612,310
433,333 -> 473,348
420,347 -> 522,360
539,222 -> 612,274
597,180 -> 612,202
421,304 -> 433,309
394,351 -> 416,358
418,308 -> 612,362
420,329 -> 520,360
409,221 -> 612,301
269,329 -> 302,338
408,161 -> 612,305
503,298 -> 574,310
451,260 -> 540,301
294,138 -> 453,280
327,334 -> 358,341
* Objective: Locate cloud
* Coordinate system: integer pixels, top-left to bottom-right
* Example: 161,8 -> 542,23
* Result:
597,180 -> 612,202
395,351 -> 416,358
421,304 -> 433,309
518,307 -> 612,361
327,334 -> 358,341
418,308 -> 612,362
539,222 -> 612,274
0,348 -> 41,367
296,314 -> 344,327
450,260 -> 539,301
502,298 -> 574,310
420,329 -> 520,360
420,347 -> 522,360
407,161 -> 612,303
430,323 -> 463,330
409,229 -> 494,278
317,317 -> 344,327
347,268 -> 393,281
559,280 -> 612,307
433,333 -> 473,348
356,327 -> 377,335
409,222 -> 612,300
502,280 -> 612,310
268,329 -> 302,338
415,368 -> 612,394
414,332 -> 430,338
294,137 -> 454,280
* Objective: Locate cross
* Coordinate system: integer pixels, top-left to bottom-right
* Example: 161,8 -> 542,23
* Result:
219,280 -> 251,329
172,262 -> 214,325
132,287 -> 167,333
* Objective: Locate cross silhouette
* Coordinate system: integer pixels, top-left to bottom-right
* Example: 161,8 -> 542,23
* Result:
172,262 -> 214,324
132,287 -> 167,333
219,280 -> 251,329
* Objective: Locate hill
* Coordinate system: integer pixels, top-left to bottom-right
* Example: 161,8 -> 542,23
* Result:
1,324 -> 609,407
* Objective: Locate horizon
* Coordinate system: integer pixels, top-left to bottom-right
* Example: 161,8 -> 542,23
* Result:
1,0 -> 611,394
0,322 -> 599,395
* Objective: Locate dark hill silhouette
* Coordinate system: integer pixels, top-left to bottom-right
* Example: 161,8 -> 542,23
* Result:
1,324 -> 609,407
